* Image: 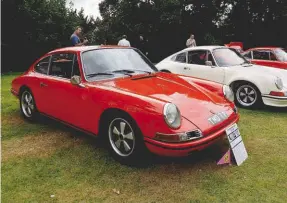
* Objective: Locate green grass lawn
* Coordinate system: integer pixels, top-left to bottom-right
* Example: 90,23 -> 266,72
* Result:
1,73 -> 287,203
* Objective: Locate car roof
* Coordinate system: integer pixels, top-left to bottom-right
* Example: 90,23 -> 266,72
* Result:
247,47 -> 281,51
183,46 -> 225,51
48,45 -> 132,54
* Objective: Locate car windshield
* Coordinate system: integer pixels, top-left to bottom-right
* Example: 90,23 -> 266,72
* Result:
213,48 -> 249,67
82,48 -> 157,80
274,48 -> 287,62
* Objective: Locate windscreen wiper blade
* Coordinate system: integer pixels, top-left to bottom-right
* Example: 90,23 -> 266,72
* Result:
134,70 -> 152,74
86,72 -> 114,78
114,69 -> 152,74
112,69 -> 134,77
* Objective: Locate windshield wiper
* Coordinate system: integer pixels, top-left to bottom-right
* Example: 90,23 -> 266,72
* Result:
134,70 -> 152,74
113,69 -> 152,75
86,72 -> 114,78
112,69 -> 134,77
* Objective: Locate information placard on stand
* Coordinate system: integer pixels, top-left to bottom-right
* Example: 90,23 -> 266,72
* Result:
225,123 -> 248,166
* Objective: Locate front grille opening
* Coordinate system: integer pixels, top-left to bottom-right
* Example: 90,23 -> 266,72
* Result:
186,130 -> 203,140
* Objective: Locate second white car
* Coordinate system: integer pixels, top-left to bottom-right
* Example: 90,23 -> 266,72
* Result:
156,46 -> 287,108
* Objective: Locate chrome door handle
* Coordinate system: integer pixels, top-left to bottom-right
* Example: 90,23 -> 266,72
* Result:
40,82 -> 48,87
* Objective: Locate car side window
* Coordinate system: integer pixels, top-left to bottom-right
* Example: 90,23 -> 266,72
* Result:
35,56 -> 51,75
253,51 -> 269,60
174,52 -> 187,63
207,51 -> 215,65
270,52 -> 277,61
188,50 -> 207,65
72,55 -> 81,77
243,51 -> 252,59
49,53 -> 75,79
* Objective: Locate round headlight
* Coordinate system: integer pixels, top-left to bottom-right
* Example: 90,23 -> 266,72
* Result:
163,103 -> 181,129
275,77 -> 283,90
223,85 -> 234,102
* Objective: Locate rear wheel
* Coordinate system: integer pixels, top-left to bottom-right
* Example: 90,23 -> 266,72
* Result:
105,113 -> 149,166
235,83 -> 262,108
20,89 -> 38,121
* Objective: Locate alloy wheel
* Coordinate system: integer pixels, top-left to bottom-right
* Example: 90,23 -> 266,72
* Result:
21,91 -> 35,118
108,118 -> 135,157
236,85 -> 258,107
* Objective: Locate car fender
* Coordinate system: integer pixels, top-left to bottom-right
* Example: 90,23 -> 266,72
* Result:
225,72 -> 277,95
156,61 -> 178,73
88,85 -> 197,139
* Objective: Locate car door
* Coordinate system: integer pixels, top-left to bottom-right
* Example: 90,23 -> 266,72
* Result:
184,50 -> 225,84
44,52 -> 94,132
32,55 -> 54,114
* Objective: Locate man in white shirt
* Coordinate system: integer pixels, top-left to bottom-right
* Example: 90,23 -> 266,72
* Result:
118,35 -> 131,47
186,34 -> 196,47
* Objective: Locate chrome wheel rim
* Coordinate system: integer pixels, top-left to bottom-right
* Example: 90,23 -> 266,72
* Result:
108,118 -> 135,157
21,91 -> 35,117
236,85 -> 257,107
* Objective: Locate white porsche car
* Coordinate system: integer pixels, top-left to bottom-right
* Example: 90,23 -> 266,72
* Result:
156,46 -> 287,108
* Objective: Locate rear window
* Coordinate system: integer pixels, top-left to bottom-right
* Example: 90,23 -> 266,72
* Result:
34,56 -> 50,75
173,52 -> 186,63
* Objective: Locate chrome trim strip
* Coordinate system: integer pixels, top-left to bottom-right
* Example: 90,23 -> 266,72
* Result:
262,95 -> 287,100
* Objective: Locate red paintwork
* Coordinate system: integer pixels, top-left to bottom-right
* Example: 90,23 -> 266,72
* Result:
225,42 -> 243,49
11,46 -> 239,157
225,42 -> 244,53
243,47 -> 287,70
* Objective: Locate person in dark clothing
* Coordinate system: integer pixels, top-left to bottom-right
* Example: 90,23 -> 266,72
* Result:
137,35 -> 148,56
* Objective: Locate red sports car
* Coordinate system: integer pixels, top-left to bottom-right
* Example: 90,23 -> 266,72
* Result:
242,47 -> 287,70
11,46 -> 239,164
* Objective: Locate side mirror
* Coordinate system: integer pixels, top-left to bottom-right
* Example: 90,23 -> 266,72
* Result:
70,75 -> 84,87
205,61 -> 213,66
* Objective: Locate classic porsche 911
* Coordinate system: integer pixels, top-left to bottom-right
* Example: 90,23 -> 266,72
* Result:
156,46 -> 287,108
11,46 -> 239,164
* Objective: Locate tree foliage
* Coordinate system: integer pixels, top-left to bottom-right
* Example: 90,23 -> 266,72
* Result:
1,0 -> 95,72
96,0 -> 287,62
1,0 -> 287,72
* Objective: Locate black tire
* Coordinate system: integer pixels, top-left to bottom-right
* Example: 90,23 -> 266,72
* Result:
19,89 -> 38,122
234,83 -> 263,108
104,112 -> 150,166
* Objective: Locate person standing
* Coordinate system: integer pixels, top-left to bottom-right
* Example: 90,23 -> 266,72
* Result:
137,35 -> 149,56
186,34 -> 196,47
70,26 -> 88,46
118,35 -> 131,47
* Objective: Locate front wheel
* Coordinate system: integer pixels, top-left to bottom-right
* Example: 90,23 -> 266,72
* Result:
106,114 -> 149,166
20,90 -> 38,121
235,83 -> 262,108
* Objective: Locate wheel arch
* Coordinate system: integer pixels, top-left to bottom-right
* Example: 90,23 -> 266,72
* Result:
229,80 -> 262,94
19,85 -> 32,95
98,108 -> 138,137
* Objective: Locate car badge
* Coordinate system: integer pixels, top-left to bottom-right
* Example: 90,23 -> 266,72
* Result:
208,111 -> 228,125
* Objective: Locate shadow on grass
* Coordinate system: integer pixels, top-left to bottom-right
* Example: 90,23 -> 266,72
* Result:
260,106 -> 287,113
35,115 -> 230,168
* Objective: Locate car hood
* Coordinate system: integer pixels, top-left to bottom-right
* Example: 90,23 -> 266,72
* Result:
96,73 -> 234,131
240,64 -> 287,80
